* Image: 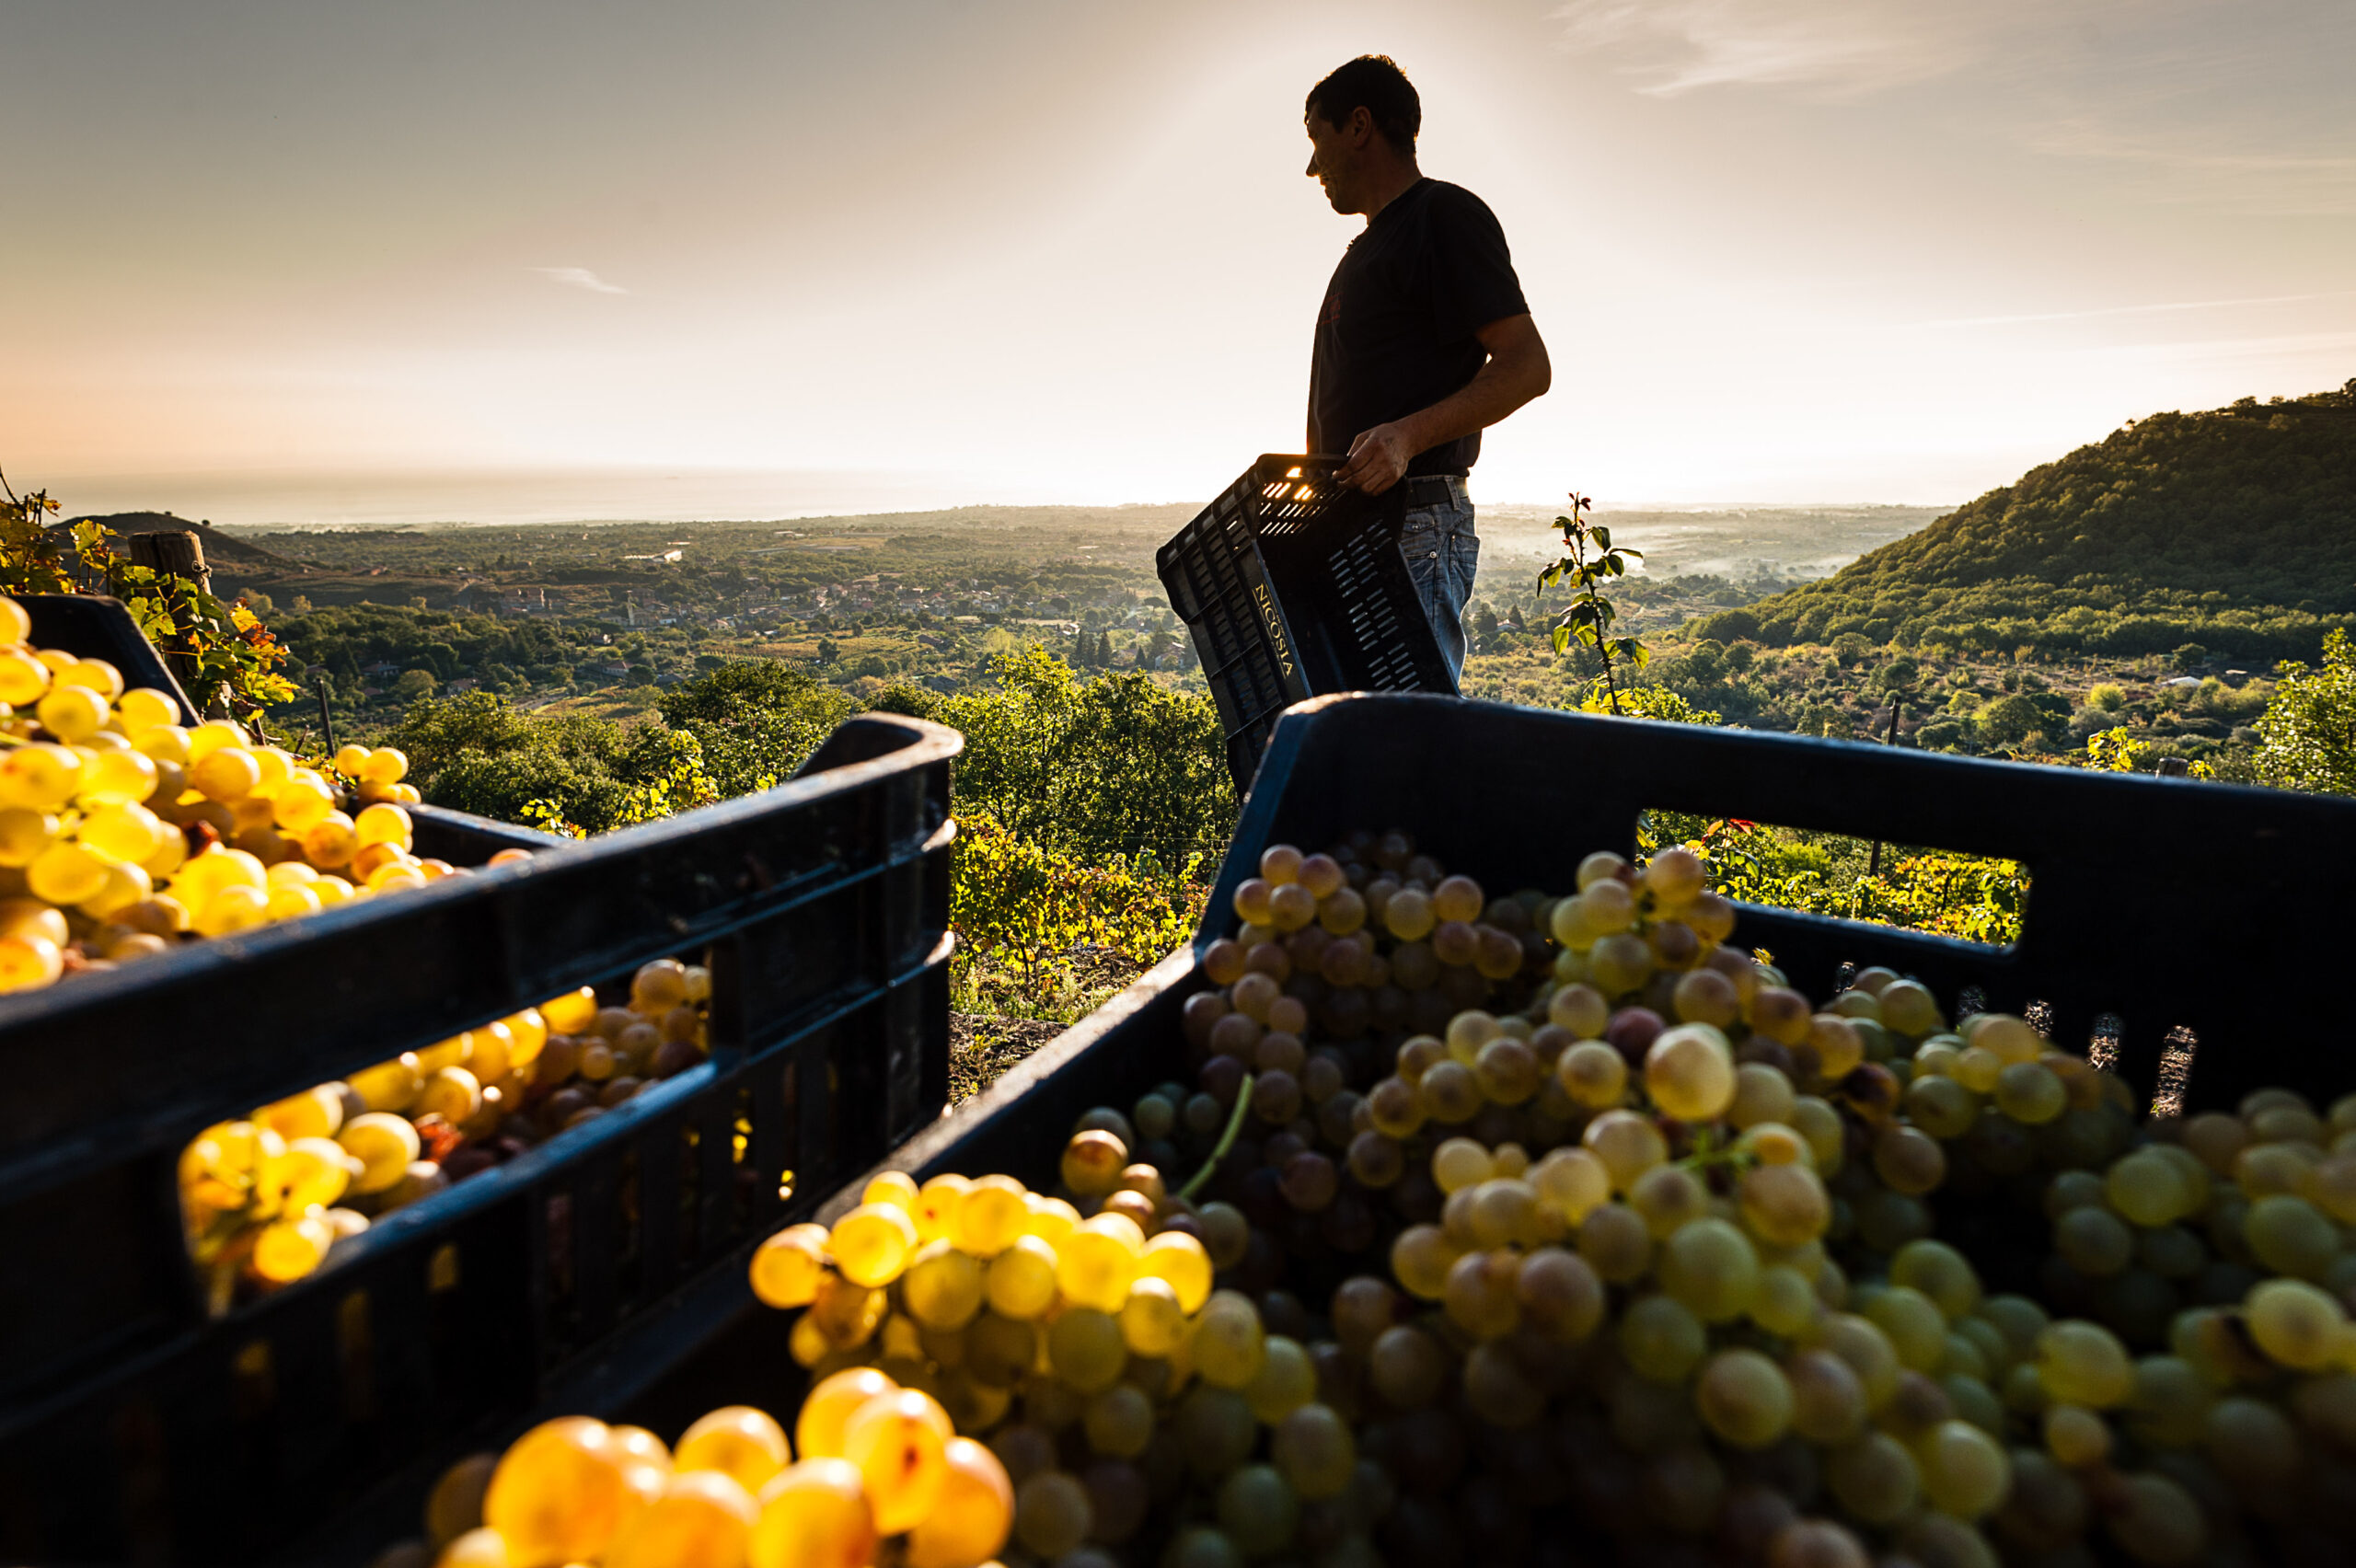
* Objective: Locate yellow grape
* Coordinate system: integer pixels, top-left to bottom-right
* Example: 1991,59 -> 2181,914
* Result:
77,746 -> 158,807
750,1224 -> 832,1309
675,1405 -> 791,1494
1055,1215 -> 1141,1314
250,1214 -> 333,1283
748,1458 -> 876,1568
482,1417 -> 651,1567
1244,1335 -> 1317,1423
1136,1230 -> 1213,1313
830,1203 -> 918,1288
840,1389 -> 951,1535
604,1470 -> 758,1568
951,1174 -> 1028,1254
1193,1290 -> 1266,1389
913,1173 -> 971,1241
904,1437 -> 1013,1568
985,1234 -> 1060,1320
903,1239 -> 987,1332
338,1112 -> 421,1193
27,840 -> 110,905
795,1369 -> 895,1461
34,684 -> 109,743
1120,1275 -> 1188,1356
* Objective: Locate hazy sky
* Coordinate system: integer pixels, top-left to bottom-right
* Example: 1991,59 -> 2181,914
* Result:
8,0 -> 2352,517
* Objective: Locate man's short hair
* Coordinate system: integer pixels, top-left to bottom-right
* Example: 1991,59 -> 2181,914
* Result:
1306,55 -> 1419,153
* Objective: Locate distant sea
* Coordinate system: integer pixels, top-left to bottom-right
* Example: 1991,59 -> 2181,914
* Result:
49,467 -> 1942,536
48,467 -> 1131,531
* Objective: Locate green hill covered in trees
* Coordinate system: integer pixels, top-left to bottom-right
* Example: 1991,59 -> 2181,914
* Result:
1692,379 -> 2356,663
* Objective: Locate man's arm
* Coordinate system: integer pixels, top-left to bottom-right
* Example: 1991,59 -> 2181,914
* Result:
1334,313 -> 1551,494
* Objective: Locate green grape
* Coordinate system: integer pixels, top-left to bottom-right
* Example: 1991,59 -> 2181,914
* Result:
1621,1294 -> 1707,1384
903,1239 -> 987,1332
1163,1526 -> 1247,1568
1977,1295 -> 2049,1362
1785,1349 -> 1867,1445
1724,1055 -> 1790,1130
2122,1355 -> 2211,1447
2200,1394 -> 2298,1496
1825,1431 -> 1919,1525
1557,1040 -> 1627,1110
1854,1190 -> 1933,1254
1611,1369 -> 1701,1453
1176,1385 -> 1257,1475
2107,1150 -> 2193,1228
1949,1044 -> 2004,1093
1417,1060 -> 1482,1124
1467,1179 -> 1542,1249
1390,1224 -> 1460,1301
1766,1520 -> 1871,1568
1696,1348 -> 1794,1448
1366,1325 -> 1446,1411
1646,1023 -> 1737,1123
1517,1247 -> 1606,1343
2103,1471 -> 2208,1565
1531,1147 -> 1611,1224
2053,1205 -> 2134,1277
1890,1239 -> 1982,1321
1813,1314 -> 1901,1410
1584,1110 -> 1669,1191
2037,1320 -> 2134,1409
1629,1164 -> 1710,1239
966,1312 -> 1036,1389
1271,1403 -> 1356,1500
1462,1340 -> 1547,1428
1864,1286 -> 1949,1373
1791,1096 -> 1847,1174
1993,1062 -> 2066,1124
1245,1335 -> 1317,1424
1750,1265 -> 1819,1338
1366,1077 -> 1424,1139
1940,1332 -> 1990,1382
1953,1316 -> 2011,1378
1444,1250 -> 1523,1341
1194,1292 -> 1265,1389
1548,978 -> 1611,1036
1012,1470 -> 1092,1559
1942,1373 -> 2005,1437
1215,1464 -> 1299,1558
1658,1217 -> 1760,1324
1047,1309 -> 1127,1393
1872,1125 -> 1946,1197
1915,1419 -> 2009,1519
1082,1385 -> 1154,1458
1740,1162 -> 1831,1247
1431,1136 -> 1493,1193
2243,1194 -> 2339,1281
2244,1276 -> 2346,1369
1903,1074 -> 1981,1140
1330,1276 -> 1399,1356
2136,1223 -> 2208,1281
1578,1202 -> 1654,1285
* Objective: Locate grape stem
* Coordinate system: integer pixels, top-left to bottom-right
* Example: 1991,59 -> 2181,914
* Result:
1178,1073 -> 1255,1203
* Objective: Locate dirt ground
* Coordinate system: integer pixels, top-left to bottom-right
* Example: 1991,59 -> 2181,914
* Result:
946,1012 -> 1074,1102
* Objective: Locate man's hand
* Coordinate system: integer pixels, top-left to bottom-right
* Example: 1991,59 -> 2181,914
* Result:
1337,422 -> 1415,494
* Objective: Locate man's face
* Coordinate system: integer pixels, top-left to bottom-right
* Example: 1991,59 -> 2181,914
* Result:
1304,110 -> 1358,214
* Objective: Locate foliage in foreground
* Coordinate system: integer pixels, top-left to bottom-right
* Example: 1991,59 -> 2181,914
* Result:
2256,628 -> 2356,796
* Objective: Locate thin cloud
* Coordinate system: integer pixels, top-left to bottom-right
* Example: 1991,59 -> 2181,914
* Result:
1911,291 -> 2356,329
534,267 -> 628,295
1552,0 -> 1999,97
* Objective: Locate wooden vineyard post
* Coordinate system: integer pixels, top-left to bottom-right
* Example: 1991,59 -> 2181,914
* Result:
125,529 -> 215,709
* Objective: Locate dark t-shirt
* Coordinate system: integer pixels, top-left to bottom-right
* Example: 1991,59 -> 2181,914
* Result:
1308,178 -> 1529,477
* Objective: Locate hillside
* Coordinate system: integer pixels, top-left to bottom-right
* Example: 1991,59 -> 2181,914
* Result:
1692,379 -> 2356,663
63,510 -> 299,571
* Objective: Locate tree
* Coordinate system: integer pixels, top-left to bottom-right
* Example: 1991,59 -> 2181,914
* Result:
2256,628 -> 2356,795
2173,643 -> 2208,673
1978,694 -> 2044,746
393,669 -> 437,703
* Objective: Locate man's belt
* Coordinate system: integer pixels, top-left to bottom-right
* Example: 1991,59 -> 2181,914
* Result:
1402,474 -> 1467,504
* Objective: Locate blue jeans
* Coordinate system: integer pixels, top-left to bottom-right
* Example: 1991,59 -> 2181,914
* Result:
1400,477 -> 1477,685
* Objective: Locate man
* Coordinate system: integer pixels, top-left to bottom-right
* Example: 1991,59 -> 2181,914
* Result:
1304,54 -> 1550,681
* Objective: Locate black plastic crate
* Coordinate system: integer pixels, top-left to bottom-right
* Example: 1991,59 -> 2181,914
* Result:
1158,456 -> 1455,792
0,713 -> 961,1566
20,592 -> 203,724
